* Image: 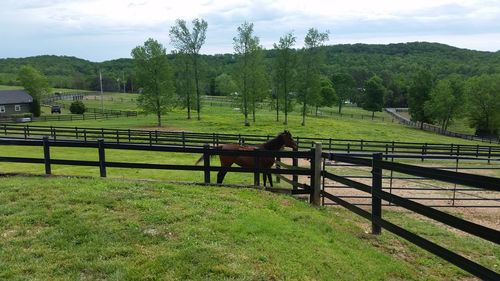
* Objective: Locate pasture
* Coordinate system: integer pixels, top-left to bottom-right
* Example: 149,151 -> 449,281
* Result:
50,91 -> 484,137
2,89 -> 499,280
33,92 -> 489,145
0,175 -> 496,280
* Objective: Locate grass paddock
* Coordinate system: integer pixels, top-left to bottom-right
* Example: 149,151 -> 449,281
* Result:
2,176 -> 496,280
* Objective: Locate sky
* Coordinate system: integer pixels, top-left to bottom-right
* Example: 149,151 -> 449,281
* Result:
1,0 -> 500,61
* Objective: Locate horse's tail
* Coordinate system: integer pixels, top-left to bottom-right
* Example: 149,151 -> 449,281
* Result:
194,145 -> 221,165
195,154 -> 204,165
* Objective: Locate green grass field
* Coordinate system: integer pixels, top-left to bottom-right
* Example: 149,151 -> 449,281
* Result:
0,84 -> 23,90
2,89 -> 498,280
1,176 -> 497,280
35,93 -> 489,145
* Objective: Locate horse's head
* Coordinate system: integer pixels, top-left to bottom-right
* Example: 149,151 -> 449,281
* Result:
281,130 -> 298,150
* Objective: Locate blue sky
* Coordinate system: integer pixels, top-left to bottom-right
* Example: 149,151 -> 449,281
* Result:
1,0 -> 499,61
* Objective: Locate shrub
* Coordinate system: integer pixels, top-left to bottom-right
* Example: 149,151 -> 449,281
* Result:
69,101 -> 86,114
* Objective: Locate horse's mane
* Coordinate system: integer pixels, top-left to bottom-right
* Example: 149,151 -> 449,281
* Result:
261,133 -> 284,150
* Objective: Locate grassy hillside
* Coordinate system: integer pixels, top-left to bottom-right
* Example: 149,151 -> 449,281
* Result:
1,176 -> 495,280
32,101 -> 487,145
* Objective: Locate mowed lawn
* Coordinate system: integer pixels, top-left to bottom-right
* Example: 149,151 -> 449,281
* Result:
1,176 -> 495,280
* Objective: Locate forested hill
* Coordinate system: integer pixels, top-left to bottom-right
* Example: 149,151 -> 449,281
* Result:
322,42 -> 500,86
1,42 -> 499,91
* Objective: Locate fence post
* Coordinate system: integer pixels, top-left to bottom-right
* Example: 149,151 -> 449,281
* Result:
203,144 -> 210,184
310,142 -> 322,206
98,139 -> 106,177
488,146 -> 492,164
292,146 -> 299,189
371,153 -> 383,235
43,137 -> 51,175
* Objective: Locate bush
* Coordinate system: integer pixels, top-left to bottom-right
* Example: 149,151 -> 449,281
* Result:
69,101 -> 86,114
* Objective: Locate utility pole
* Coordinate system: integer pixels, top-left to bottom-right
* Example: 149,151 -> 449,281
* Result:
122,72 -> 126,93
99,70 -> 104,112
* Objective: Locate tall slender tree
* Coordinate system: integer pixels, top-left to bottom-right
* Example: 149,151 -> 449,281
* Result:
169,18 -> 208,120
331,72 -> 356,114
233,21 -> 260,126
247,46 -> 268,122
172,51 -> 195,116
17,65 -> 50,117
298,28 -> 329,126
408,69 -> 434,129
317,76 -> 336,115
362,75 -> 386,119
273,32 -> 296,124
131,38 -> 175,127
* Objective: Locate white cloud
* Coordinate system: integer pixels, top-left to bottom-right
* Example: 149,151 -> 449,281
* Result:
0,0 -> 499,60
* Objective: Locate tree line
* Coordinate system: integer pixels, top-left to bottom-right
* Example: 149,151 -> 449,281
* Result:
132,19 -> 337,127
7,19 -> 500,136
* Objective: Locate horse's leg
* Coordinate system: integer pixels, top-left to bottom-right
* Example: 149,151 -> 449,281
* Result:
217,170 -> 227,184
268,173 -> 273,187
263,173 -> 267,187
217,155 -> 233,184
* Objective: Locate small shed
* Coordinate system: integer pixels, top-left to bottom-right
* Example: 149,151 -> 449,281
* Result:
0,90 -> 33,116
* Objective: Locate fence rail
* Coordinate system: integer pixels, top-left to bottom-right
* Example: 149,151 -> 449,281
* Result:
323,152 -> 500,208
322,152 -> 500,280
386,108 -> 500,144
0,124 -> 499,160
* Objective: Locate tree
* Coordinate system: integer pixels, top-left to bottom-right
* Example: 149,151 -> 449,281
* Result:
233,21 -> 260,126
318,77 -> 336,114
169,18 -> 208,120
465,74 -> 500,137
247,46 -> 268,122
273,32 -> 296,124
214,73 -> 237,96
424,76 -> 465,131
131,38 -> 175,127
17,65 -> 50,117
331,72 -> 356,114
362,75 -> 386,119
408,69 -> 434,129
172,51 -> 195,112
298,28 -> 329,126
385,74 -> 409,108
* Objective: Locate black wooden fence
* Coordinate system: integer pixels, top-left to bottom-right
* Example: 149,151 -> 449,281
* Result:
322,152 -> 500,280
323,152 -> 500,208
0,137 -> 314,188
1,124 -> 499,161
0,137 -> 499,279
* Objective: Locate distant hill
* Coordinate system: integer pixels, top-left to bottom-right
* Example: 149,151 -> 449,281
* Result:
1,42 -> 499,91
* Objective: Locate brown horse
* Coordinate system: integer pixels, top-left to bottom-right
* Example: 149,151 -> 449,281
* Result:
195,131 -> 298,186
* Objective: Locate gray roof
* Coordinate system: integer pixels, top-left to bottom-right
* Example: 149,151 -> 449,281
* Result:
0,90 -> 33,105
